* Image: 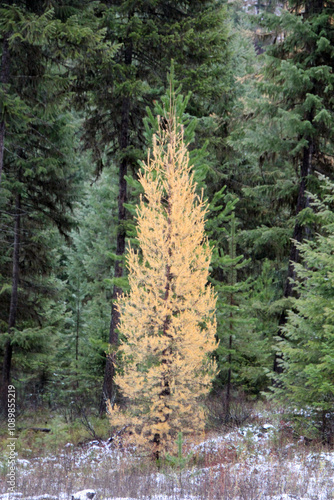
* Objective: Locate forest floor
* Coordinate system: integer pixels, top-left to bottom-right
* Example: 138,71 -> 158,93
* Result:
0,400 -> 334,499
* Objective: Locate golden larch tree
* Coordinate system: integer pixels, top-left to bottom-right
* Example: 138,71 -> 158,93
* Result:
108,110 -> 217,458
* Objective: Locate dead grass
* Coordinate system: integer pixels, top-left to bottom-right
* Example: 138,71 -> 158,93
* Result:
1,400 -> 334,499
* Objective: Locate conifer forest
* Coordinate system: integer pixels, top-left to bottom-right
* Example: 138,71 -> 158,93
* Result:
2,0 -> 334,498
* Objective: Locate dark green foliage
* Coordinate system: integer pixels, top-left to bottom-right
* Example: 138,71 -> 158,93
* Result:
56,169 -> 118,408
0,1 -> 110,411
259,0 -> 334,173
3,0 -> 334,423
208,200 -> 270,398
222,0 -> 334,382
272,178 -> 334,442
231,0 -> 334,263
74,0 -> 232,177
258,0 -> 334,374
0,108 -> 80,408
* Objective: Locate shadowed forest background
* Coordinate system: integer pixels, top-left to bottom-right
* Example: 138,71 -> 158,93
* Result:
1,0 -> 334,449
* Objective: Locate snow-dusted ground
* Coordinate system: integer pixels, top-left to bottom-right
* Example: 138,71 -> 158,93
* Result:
1,415 -> 334,499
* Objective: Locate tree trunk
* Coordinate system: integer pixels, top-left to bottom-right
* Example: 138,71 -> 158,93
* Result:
225,333 -> 233,421
1,194 -> 20,416
0,34 -> 10,185
75,281 -> 80,390
100,39 -> 132,414
225,290 -> 235,422
226,213 -> 236,414
154,177 -> 173,460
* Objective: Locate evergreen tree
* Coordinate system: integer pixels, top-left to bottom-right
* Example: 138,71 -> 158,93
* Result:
56,168 -> 118,408
225,0 -> 334,377
0,2 -> 111,413
273,178 -> 334,442
72,0 -> 232,409
108,110 -> 217,459
212,212 -> 254,404
256,0 -> 334,370
0,111 -> 79,413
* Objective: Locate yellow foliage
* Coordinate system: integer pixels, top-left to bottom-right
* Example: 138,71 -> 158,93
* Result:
108,111 -> 217,458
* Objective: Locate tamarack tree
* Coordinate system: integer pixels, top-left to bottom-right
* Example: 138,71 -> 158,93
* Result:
108,110 -> 217,458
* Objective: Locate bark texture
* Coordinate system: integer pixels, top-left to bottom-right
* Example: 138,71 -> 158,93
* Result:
1,194 -> 20,416
100,39 -> 132,413
0,34 -> 10,185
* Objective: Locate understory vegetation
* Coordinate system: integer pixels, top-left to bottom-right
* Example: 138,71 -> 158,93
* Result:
1,396 -> 334,499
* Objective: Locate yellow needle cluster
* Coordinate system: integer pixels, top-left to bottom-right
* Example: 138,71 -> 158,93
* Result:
108,112 -> 217,457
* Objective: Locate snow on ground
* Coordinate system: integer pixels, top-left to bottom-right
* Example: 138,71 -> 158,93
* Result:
1,415 -> 334,499
0,496 -> 57,500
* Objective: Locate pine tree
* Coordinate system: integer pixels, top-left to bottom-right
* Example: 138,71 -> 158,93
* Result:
108,110 -> 217,459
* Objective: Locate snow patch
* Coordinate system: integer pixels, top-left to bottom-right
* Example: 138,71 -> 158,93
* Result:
71,490 -> 95,500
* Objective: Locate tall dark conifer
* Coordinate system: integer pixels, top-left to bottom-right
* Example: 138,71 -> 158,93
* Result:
273,179 -> 334,442
0,1 -> 112,413
76,0 -> 232,411
249,0 -> 334,372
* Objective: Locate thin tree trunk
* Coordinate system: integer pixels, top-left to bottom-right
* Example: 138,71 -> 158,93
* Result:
153,175 -> 173,462
153,257 -> 173,462
225,287 -> 235,422
0,34 -> 10,185
1,194 -> 20,416
75,280 -> 80,390
226,213 -> 236,415
100,39 -> 133,414
225,332 -> 233,421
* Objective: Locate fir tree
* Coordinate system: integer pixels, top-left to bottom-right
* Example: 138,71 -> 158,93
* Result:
57,168 -> 118,407
273,178 -> 334,443
0,2 -> 111,413
213,212 -> 253,409
256,0 -> 334,371
74,0 -> 232,410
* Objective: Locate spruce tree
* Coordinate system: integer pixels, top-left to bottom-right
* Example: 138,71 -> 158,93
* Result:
57,168 -> 119,407
73,0 -> 232,409
256,0 -> 334,370
273,178 -> 334,442
0,2 -> 111,413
